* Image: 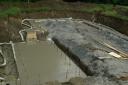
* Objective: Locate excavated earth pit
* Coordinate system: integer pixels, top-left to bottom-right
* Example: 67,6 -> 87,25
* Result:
0,18 -> 128,85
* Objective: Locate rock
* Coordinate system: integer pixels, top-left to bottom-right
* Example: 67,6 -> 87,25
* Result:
45,81 -> 62,85
84,76 -> 118,85
69,77 -> 85,85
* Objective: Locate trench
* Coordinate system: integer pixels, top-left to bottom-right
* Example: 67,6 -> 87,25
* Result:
52,38 -> 93,76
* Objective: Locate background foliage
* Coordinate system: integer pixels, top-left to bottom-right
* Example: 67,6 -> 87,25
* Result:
0,0 -> 41,2
0,0 -> 128,5
64,0 -> 128,5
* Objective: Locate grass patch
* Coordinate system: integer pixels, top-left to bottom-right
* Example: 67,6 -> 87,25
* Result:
21,7 -> 52,13
0,4 -> 128,21
0,6 -> 71,18
102,10 -> 117,16
81,4 -> 128,20
0,7 -> 21,17
0,7 -> 53,18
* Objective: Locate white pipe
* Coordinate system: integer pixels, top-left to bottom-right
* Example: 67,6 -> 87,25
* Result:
0,52 -> 6,67
20,19 -> 33,41
10,41 -> 17,60
0,77 -> 5,81
19,30 -> 25,41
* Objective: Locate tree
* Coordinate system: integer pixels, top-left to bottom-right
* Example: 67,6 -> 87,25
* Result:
63,0 -> 78,2
111,0 -> 119,7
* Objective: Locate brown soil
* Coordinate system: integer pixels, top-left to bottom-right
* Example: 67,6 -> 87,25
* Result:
0,18 -> 22,42
0,0 -> 128,42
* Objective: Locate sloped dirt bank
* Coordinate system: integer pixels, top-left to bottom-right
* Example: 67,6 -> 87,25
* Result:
95,14 -> 128,36
20,11 -> 128,36
0,10 -> 128,43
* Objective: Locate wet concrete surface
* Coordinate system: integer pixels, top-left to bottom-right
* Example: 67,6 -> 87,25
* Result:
14,41 -> 86,85
26,18 -> 128,85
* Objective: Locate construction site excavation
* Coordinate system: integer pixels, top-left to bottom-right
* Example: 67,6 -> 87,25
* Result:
0,18 -> 128,85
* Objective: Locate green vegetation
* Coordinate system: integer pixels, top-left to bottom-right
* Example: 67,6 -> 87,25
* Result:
0,7 -> 21,17
0,0 -> 41,2
0,7 -> 50,17
1,0 -> 128,5
0,6 -> 63,18
21,7 -> 52,13
111,0 -> 119,5
0,2 -> 128,21
82,4 -> 128,20
80,0 -> 128,5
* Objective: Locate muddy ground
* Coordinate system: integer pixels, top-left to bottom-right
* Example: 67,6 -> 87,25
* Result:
0,44 -> 19,84
0,18 -> 22,42
28,19 -> 128,85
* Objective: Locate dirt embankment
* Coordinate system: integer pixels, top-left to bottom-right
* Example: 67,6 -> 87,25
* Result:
0,11 -> 128,43
95,14 -> 128,36
18,11 -> 128,36
0,0 -> 128,42
0,18 -> 22,42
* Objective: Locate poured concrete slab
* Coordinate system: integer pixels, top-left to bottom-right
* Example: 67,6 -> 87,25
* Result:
14,41 -> 86,85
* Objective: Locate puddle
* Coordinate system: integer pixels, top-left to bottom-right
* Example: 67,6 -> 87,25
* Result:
14,41 -> 86,85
